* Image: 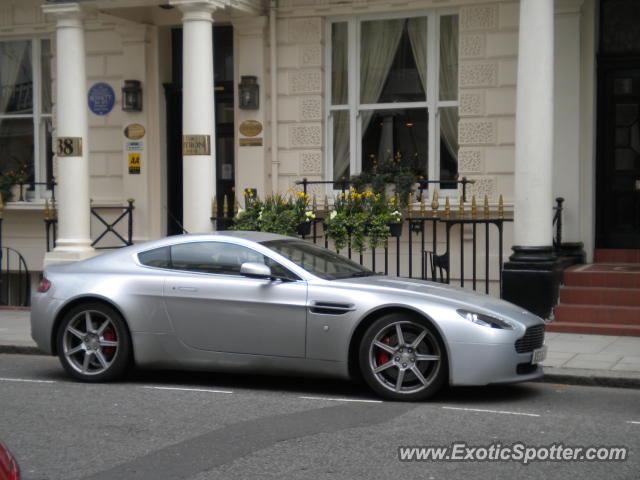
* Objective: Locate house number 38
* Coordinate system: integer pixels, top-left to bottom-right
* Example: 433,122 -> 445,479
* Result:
56,137 -> 83,157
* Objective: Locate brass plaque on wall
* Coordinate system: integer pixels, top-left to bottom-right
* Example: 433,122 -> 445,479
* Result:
182,135 -> 211,155
239,120 -> 263,138
124,123 -> 146,140
239,137 -> 263,147
56,137 -> 83,157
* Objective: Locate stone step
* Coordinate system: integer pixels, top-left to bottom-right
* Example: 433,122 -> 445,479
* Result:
594,249 -> 640,263
563,264 -> 640,288
559,286 -> 640,307
546,321 -> 640,337
554,304 -> 640,325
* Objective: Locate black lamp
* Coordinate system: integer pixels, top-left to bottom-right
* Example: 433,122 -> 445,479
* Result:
122,80 -> 143,112
239,76 -> 259,110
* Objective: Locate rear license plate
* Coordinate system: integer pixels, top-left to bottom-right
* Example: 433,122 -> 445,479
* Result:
531,345 -> 547,364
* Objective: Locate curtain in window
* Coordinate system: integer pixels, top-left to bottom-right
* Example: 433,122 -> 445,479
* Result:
439,16 -> 459,160
407,17 -> 428,97
332,23 -> 350,181
41,40 -> 52,113
0,41 -> 30,114
359,18 -> 405,160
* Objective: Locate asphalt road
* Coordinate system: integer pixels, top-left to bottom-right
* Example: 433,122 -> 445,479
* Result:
0,354 -> 638,480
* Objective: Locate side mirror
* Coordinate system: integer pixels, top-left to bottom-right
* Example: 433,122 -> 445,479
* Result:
240,262 -> 272,279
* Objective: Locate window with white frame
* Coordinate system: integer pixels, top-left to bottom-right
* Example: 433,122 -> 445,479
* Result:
0,38 -> 53,201
327,12 -> 459,191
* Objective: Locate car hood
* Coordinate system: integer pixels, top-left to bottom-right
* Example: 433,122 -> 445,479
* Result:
331,275 -> 544,327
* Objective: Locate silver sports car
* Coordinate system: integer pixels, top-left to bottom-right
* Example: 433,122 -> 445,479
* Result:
31,231 -> 546,401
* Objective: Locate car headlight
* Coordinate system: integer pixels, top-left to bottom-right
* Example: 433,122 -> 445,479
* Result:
457,309 -> 514,330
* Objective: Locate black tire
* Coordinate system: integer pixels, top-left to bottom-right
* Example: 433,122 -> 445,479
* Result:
358,313 -> 448,401
56,302 -> 132,382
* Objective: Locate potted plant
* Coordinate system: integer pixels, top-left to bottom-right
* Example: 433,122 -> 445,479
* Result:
233,188 -> 262,231
292,191 -> 315,235
233,189 -> 315,237
350,151 -> 421,208
385,196 -> 404,237
324,188 -> 368,253
0,164 -> 31,202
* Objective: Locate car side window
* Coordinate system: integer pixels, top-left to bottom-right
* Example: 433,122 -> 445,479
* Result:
168,242 -> 298,279
138,246 -> 171,268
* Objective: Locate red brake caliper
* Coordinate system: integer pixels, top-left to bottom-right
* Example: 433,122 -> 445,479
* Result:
103,328 -> 116,357
377,337 -> 391,365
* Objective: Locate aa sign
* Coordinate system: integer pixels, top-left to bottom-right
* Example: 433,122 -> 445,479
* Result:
128,153 -> 141,174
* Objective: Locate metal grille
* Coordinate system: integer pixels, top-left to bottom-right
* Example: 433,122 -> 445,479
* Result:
514,325 -> 545,353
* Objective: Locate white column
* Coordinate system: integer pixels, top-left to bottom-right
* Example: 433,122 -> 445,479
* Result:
172,0 -> 217,233
43,3 -> 94,264
514,0 -> 555,247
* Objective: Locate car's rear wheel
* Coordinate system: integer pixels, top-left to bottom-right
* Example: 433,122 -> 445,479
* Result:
56,303 -> 131,382
359,313 -> 447,401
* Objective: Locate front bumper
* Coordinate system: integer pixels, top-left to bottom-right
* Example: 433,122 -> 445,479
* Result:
448,341 -> 544,386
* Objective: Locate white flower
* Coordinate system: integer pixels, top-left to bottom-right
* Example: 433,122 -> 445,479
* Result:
305,211 -> 316,220
330,211 -> 337,220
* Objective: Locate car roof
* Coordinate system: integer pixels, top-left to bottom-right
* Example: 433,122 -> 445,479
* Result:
46,231 -> 309,272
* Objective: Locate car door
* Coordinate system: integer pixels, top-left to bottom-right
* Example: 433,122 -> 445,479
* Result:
163,241 -> 307,357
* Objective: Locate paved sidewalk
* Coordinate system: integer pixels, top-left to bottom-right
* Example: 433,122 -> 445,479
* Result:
2,309 -> 639,388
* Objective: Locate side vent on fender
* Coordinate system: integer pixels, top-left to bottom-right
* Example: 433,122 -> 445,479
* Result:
309,302 -> 355,315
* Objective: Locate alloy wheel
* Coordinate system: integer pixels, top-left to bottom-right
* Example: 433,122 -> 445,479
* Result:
368,320 -> 442,395
62,310 -> 120,376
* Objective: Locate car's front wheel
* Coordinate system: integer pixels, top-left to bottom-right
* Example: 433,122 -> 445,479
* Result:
359,313 -> 447,401
56,303 -> 132,382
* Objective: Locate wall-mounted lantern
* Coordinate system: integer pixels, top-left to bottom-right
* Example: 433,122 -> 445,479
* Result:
239,76 -> 259,110
122,80 -> 143,112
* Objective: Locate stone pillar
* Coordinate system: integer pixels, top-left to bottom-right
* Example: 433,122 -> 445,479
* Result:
502,0 -> 562,318
43,2 -> 94,264
172,0 -> 217,233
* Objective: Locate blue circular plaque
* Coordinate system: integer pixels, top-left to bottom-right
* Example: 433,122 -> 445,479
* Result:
88,82 -> 116,115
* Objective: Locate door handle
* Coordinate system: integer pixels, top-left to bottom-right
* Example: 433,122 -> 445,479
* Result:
175,286 -> 198,292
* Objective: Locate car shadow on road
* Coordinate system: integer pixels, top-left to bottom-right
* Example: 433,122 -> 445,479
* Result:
118,367 -> 543,405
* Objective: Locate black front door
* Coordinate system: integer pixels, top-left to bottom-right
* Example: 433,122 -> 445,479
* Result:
164,26 -> 235,236
596,63 -> 640,248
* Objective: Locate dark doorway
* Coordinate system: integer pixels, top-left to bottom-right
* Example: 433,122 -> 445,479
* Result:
596,64 -> 640,248
164,26 -> 235,236
596,1 -> 640,248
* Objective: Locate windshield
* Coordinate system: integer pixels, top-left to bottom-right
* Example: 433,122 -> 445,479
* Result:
262,239 -> 377,280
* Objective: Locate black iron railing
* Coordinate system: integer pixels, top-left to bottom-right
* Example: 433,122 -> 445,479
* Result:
295,194 -> 511,294
90,199 -> 135,250
0,247 -> 30,307
553,197 -> 564,252
2,181 -> 56,203
44,199 -> 135,252
296,177 -> 477,203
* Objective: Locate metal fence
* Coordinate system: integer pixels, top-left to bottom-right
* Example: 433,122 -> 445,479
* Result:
44,199 -> 135,252
303,199 -> 511,294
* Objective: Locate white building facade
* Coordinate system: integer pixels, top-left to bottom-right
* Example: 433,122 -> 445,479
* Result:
1,0 -> 637,317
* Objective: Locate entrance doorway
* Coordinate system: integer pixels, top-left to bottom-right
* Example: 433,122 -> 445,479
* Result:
595,0 -> 640,249
164,25 -> 235,235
